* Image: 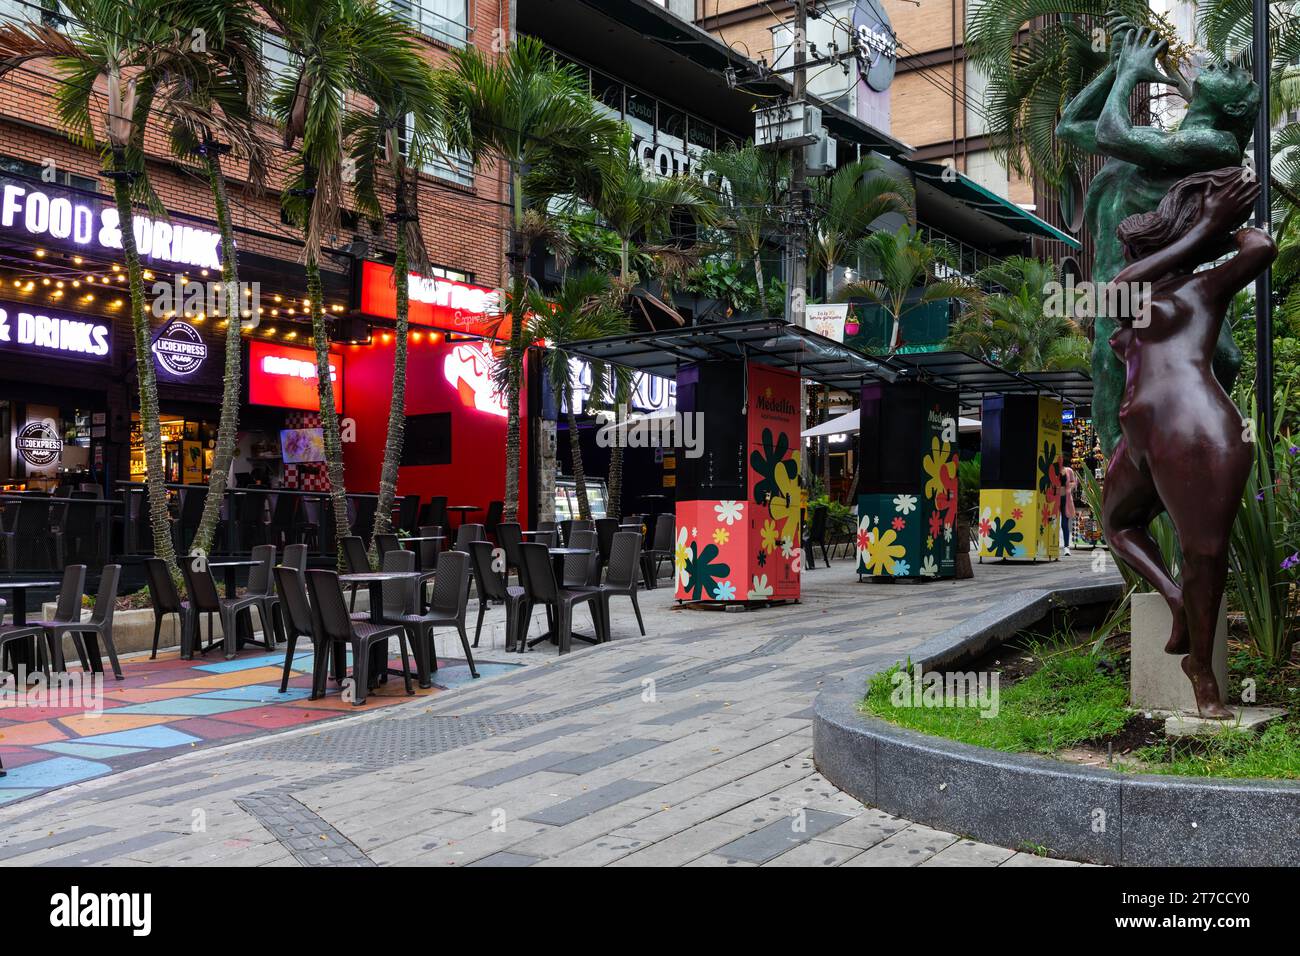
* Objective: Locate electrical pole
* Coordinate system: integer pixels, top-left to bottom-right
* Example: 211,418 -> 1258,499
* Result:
787,0 -> 809,330
1252,0 -> 1274,444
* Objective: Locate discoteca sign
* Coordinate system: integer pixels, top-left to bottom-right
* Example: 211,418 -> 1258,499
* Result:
0,178 -> 222,271
15,419 -> 62,467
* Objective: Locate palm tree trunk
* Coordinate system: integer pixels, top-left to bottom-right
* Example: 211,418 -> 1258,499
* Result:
607,244 -> 632,521
307,255 -> 350,569
565,380 -> 590,520
192,145 -> 242,558
113,155 -> 176,572
502,165 -> 526,523
753,254 -> 766,319
370,222 -> 410,550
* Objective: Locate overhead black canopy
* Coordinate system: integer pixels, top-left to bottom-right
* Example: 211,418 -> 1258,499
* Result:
560,319 -> 1093,407
560,318 -> 899,390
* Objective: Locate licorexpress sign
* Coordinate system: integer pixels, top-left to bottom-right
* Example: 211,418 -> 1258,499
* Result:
0,179 -> 222,271
0,301 -> 111,361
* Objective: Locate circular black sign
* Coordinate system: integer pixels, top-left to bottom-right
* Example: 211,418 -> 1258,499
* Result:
855,0 -> 897,94
15,419 -> 62,467
152,320 -> 209,377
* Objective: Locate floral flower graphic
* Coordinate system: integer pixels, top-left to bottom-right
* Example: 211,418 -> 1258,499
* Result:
856,525 -> 873,553
892,560 -> 911,576
715,500 -> 744,526
756,549 -> 767,568
713,579 -> 737,601
712,527 -> 730,547
747,575 -> 774,600
922,437 -> 955,501
769,452 -> 801,544
891,516 -> 905,531
863,527 -> 906,574
893,494 -> 917,514
920,555 -> 939,577
986,516 -> 1024,558
928,511 -> 943,538
673,525 -> 690,589
1011,507 -> 1023,521
780,538 -> 795,559
683,541 -> 730,601
749,427 -> 792,505
760,519 -> 779,554
1013,490 -> 1034,507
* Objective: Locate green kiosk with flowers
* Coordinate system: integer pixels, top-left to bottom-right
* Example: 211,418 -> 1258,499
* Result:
856,380 -> 960,580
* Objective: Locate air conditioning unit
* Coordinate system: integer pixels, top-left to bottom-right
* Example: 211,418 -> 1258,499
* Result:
805,130 -> 837,176
755,101 -> 821,149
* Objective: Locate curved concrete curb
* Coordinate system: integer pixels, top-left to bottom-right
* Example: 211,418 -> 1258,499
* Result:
813,581 -> 1300,866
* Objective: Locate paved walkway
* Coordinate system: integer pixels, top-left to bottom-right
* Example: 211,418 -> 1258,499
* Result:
0,555 -> 1116,867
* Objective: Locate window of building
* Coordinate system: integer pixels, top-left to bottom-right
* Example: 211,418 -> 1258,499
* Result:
259,32 -> 296,115
386,0 -> 469,49
403,113 -> 474,189
0,154 -> 98,193
0,0 -> 62,27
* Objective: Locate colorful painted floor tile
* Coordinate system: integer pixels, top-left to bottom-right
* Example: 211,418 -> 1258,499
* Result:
0,644 -> 520,807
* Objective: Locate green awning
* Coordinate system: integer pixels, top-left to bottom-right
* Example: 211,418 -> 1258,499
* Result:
904,159 -> 1081,250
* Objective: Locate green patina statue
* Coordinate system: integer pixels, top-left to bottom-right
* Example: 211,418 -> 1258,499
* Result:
1055,22 -> 1260,454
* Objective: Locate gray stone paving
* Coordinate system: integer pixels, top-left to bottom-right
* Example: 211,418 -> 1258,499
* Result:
0,554 -> 1117,867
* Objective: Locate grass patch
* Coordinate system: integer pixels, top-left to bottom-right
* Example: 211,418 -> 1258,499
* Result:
863,641 -> 1131,755
1134,723 -> 1300,779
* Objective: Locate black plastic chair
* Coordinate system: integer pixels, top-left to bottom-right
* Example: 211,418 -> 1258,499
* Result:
144,557 -> 188,659
560,518 -> 595,546
341,535 -> 371,610
453,523 -> 486,552
181,555 -> 261,659
177,486 -> 208,554
282,543 -> 308,580
535,520 -> 559,549
275,564 -> 338,697
375,533 -> 401,561
468,540 -> 526,650
45,564 -> 123,679
483,500 -> 504,540
803,504 -> 830,570
266,493 -> 298,549
594,517 -> 619,569
1,494 -> 62,570
421,495 -> 448,530
643,513 -> 675,589
352,549 -> 416,624
392,549 -> 478,682
4,563 -> 84,676
496,522 -> 523,576
519,542 -> 606,655
564,530 -> 601,587
396,494 -> 421,533
61,493 -> 100,564
246,544 -> 283,647
350,497 -> 379,547
233,492 -> 267,551
599,532 -> 645,637
307,569 -> 413,705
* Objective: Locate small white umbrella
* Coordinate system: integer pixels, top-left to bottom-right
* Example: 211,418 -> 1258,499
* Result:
801,409 -> 981,438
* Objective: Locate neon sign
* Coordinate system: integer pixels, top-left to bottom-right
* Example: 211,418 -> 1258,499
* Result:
443,341 -> 506,417
152,319 -> 208,376
15,419 -> 61,467
249,340 -> 343,412
0,302 -> 110,360
0,181 -> 222,270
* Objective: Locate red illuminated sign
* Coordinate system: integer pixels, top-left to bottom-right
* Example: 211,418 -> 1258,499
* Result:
248,340 -> 343,412
358,260 -> 508,338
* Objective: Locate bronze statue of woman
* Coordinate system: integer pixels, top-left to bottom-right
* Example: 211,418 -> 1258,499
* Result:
1103,169 -> 1275,719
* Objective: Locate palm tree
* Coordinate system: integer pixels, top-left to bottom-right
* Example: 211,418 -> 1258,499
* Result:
345,47 -> 447,551
0,0 -> 265,571
164,2 -> 272,559
808,156 -> 914,298
946,257 -> 1089,371
523,272 -> 630,520
701,144 -> 787,319
265,0 -> 429,564
578,126 -> 717,519
836,225 -> 979,353
439,36 -> 622,523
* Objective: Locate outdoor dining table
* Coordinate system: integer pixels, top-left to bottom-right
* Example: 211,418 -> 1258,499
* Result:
208,560 -> 262,649
445,505 -> 480,529
528,547 -> 599,648
338,570 -> 430,690
0,578 -> 60,674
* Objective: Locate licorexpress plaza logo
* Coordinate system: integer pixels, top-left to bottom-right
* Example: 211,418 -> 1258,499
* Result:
15,418 -> 61,467
151,319 -> 208,377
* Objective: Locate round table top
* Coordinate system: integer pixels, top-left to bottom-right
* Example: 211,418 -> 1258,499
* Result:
446,505 -> 480,511
208,560 -> 261,568
401,536 -> 446,542
548,547 -> 593,556
520,530 -> 552,536
0,580 -> 61,589
338,571 -> 420,583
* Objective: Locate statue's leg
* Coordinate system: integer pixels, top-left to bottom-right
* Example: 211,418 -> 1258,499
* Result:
1211,316 -> 1243,395
1177,553 -> 1233,719
1100,441 -> 1186,653
1090,314 -> 1125,456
